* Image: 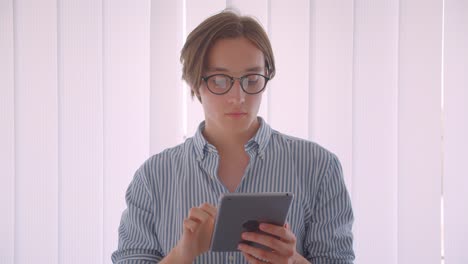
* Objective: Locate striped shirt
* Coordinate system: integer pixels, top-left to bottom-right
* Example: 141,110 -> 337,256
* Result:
111,117 -> 354,263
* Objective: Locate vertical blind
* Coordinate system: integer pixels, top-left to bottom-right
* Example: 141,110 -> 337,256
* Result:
0,0 -> 466,263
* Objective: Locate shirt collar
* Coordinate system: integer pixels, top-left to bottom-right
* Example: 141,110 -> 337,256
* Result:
193,117 -> 272,161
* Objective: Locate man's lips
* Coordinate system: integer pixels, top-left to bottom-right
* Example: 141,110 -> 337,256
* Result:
225,112 -> 247,116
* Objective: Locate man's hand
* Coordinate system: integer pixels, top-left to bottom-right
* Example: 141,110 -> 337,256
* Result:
162,203 -> 217,264
237,223 -> 309,264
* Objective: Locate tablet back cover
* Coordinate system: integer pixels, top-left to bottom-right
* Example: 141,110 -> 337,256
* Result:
210,192 -> 293,252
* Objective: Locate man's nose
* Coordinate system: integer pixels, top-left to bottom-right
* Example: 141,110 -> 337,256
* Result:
227,79 -> 246,103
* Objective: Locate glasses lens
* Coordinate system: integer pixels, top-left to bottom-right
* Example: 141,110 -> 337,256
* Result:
207,75 -> 230,93
243,74 -> 266,94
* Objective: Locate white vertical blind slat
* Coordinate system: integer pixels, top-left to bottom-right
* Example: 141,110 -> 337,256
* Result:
13,0 -> 59,263
184,0 -> 226,137
151,0 -> 185,154
0,0 -> 15,263
352,1 -> 399,263
103,0 -> 151,262
227,0 -> 270,122
269,0 -> 309,139
443,1 -> 468,263
309,0 -> 354,192
398,1 -> 442,263
58,0 -> 103,263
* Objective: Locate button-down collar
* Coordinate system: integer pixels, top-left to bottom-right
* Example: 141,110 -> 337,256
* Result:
193,117 -> 272,162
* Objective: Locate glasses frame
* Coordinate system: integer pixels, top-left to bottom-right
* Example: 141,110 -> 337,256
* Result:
201,73 -> 270,95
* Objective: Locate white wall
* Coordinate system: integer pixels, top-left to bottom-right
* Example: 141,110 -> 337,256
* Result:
1,0 -> 467,263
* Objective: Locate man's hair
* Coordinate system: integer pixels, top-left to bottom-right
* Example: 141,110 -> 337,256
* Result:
180,9 -> 276,102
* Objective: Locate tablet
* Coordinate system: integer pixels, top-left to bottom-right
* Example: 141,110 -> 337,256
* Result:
210,192 -> 294,252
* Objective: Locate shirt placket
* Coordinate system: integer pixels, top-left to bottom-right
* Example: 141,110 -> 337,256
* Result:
199,150 -> 226,196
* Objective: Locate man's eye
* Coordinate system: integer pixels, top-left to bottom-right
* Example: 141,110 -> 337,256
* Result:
247,75 -> 261,84
213,78 -> 227,87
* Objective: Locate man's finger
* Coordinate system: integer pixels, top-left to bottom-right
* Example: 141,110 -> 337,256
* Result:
259,223 -> 295,243
188,207 -> 211,223
184,218 -> 199,232
238,243 -> 275,263
241,232 -> 285,254
199,203 -> 217,218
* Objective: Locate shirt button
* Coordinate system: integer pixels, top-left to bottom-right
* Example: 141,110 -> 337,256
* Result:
229,255 -> 235,262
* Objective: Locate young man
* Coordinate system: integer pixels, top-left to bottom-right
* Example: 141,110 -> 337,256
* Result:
112,10 -> 354,264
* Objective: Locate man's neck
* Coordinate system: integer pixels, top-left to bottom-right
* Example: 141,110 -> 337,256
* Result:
202,121 -> 259,153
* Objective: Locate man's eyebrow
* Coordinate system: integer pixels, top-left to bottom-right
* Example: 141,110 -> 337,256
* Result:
207,67 -> 229,72
245,66 -> 264,72
207,66 -> 264,72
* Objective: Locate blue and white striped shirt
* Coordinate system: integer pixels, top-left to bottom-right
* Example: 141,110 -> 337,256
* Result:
112,118 -> 354,263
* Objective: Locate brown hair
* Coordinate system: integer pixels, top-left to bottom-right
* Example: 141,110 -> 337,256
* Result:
180,9 -> 276,101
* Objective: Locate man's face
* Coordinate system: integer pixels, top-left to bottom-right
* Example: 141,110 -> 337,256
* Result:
197,37 -> 266,136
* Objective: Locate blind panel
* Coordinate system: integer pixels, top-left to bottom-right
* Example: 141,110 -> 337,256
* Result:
151,0 -> 184,154
352,1 -> 399,263
0,0 -> 15,263
398,0 -> 442,263
14,0 -> 59,263
443,1 -> 468,263
1,3 -> 458,263
58,0 -> 104,263
184,0 -> 226,137
269,0 -> 309,139
103,0 -> 151,261
309,0 -> 354,191
228,0 -> 270,122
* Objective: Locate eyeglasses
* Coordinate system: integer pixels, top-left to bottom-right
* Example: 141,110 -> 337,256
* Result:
201,73 -> 270,95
